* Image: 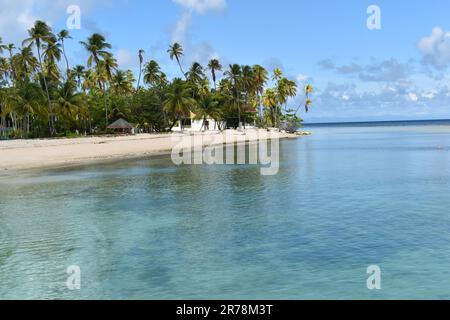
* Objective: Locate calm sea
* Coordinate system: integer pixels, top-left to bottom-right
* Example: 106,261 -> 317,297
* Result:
1,120 -> 450,299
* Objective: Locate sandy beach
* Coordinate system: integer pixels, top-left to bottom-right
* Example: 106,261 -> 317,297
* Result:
0,129 -> 299,173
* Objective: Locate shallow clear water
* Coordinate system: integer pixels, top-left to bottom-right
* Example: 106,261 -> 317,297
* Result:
1,124 -> 450,300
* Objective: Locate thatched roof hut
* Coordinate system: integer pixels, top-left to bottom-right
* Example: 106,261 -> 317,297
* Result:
107,118 -> 134,134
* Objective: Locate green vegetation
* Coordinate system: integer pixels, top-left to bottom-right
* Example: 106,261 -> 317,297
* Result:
0,21 -> 313,139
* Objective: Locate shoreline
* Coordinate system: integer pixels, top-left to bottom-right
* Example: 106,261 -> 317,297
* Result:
0,129 -> 301,176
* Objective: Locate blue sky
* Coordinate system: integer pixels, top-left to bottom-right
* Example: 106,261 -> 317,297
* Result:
2,0 -> 450,122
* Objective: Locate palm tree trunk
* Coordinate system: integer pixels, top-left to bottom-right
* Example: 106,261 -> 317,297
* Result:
62,40 -> 70,80
137,63 -> 142,90
37,44 -> 55,136
176,57 -> 187,79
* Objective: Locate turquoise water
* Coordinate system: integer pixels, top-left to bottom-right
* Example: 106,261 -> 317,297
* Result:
1,123 -> 450,300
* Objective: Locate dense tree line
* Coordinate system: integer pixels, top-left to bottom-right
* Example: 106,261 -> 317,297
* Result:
0,21 -> 313,138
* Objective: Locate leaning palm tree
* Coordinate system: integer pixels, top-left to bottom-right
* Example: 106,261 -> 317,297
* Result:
23,20 -> 55,135
163,78 -> 196,131
136,49 -> 145,90
57,30 -> 72,79
167,43 -> 186,79
304,84 -> 314,113
207,59 -> 222,90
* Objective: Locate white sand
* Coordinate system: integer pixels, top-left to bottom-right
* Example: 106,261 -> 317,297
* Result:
0,129 -> 298,173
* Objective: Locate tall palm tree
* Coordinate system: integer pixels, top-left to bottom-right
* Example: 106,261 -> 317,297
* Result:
207,59 -> 222,90
167,43 -> 186,79
5,44 -> 17,85
42,35 -> 62,82
57,30 -> 72,79
23,20 -> 55,135
302,84 -> 314,113
252,65 -> 268,118
163,78 -> 196,131
73,65 -> 85,90
224,64 -> 243,128
80,33 -> 113,127
137,49 -> 145,90
293,84 -> 314,115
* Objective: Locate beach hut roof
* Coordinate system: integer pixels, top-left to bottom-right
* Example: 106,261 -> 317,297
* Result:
107,118 -> 133,129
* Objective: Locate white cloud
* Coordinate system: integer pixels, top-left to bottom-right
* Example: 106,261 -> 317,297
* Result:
172,0 -> 226,14
172,11 -> 192,44
407,92 -> 419,102
0,0 -> 112,43
171,0 -> 227,44
296,74 -> 309,83
116,49 -> 136,69
418,27 -> 450,69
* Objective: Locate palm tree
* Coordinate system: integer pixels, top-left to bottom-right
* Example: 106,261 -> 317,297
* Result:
54,80 -> 85,134
252,65 -> 268,118
272,68 -> 283,82
296,84 -> 314,113
5,44 -> 17,85
42,35 -> 62,82
137,49 -> 144,90
263,88 -> 279,127
111,70 -> 134,96
14,81 -> 46,138
224,64 -> 243,128
305,84 -> 314,112
187,62 -> 205,84
163,78 -> 196,131
73,65 -> 85,90
167,43 -> 186,79
13,46 -> 38,81
277,78 -> 297,112
57,30 -> 72,79
23,20 -> 55,135
143,60 -> 162,87
194,93 -> 219,131
80,33 -> 113,127
208,59 -> 222,90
